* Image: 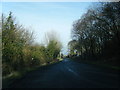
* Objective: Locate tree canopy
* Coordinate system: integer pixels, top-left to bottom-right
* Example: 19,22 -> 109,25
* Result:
68,2 -> 120,61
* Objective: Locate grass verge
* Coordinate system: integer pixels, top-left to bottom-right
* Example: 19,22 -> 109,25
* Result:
70,56 -> 120,71
2,66 -> 41,88
2,59 -> 61,88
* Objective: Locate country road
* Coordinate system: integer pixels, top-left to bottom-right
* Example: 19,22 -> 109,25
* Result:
11,58 -> 119,88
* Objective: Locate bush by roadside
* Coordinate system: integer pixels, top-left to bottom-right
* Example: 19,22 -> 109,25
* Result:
2,12 -> 62,88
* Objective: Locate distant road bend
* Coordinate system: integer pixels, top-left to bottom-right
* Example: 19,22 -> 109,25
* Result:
11,58 -> 119,88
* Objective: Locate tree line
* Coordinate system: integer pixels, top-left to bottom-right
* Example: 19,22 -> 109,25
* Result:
68,2 -> 120,62
2,12 -> 62,76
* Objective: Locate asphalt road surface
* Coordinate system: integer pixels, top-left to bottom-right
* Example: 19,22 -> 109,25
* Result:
11,58 -> 119,88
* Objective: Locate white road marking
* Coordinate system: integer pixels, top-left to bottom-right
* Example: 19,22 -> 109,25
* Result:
65,66 -> 114,87
66,67 -> 79,77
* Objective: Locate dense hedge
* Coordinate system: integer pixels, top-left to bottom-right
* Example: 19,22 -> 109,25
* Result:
2,12 -> 62,76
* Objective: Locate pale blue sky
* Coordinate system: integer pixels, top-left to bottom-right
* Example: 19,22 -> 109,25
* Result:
2,2 -> 93,55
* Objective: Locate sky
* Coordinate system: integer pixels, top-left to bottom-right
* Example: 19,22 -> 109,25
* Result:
2,2 -> 93,55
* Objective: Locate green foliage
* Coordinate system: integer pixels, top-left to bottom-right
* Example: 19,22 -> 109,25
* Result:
47,40 -> 61,61
2,12 -> 62,76
68,40 -> 78,56
2,12 -> 28,74
44,32 -> 62,63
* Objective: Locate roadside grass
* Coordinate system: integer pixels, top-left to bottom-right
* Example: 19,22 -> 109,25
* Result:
57,57 -> 63,61
2,66 -> 41,88
2,59 -> 62,88
70,56 -> 120,71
